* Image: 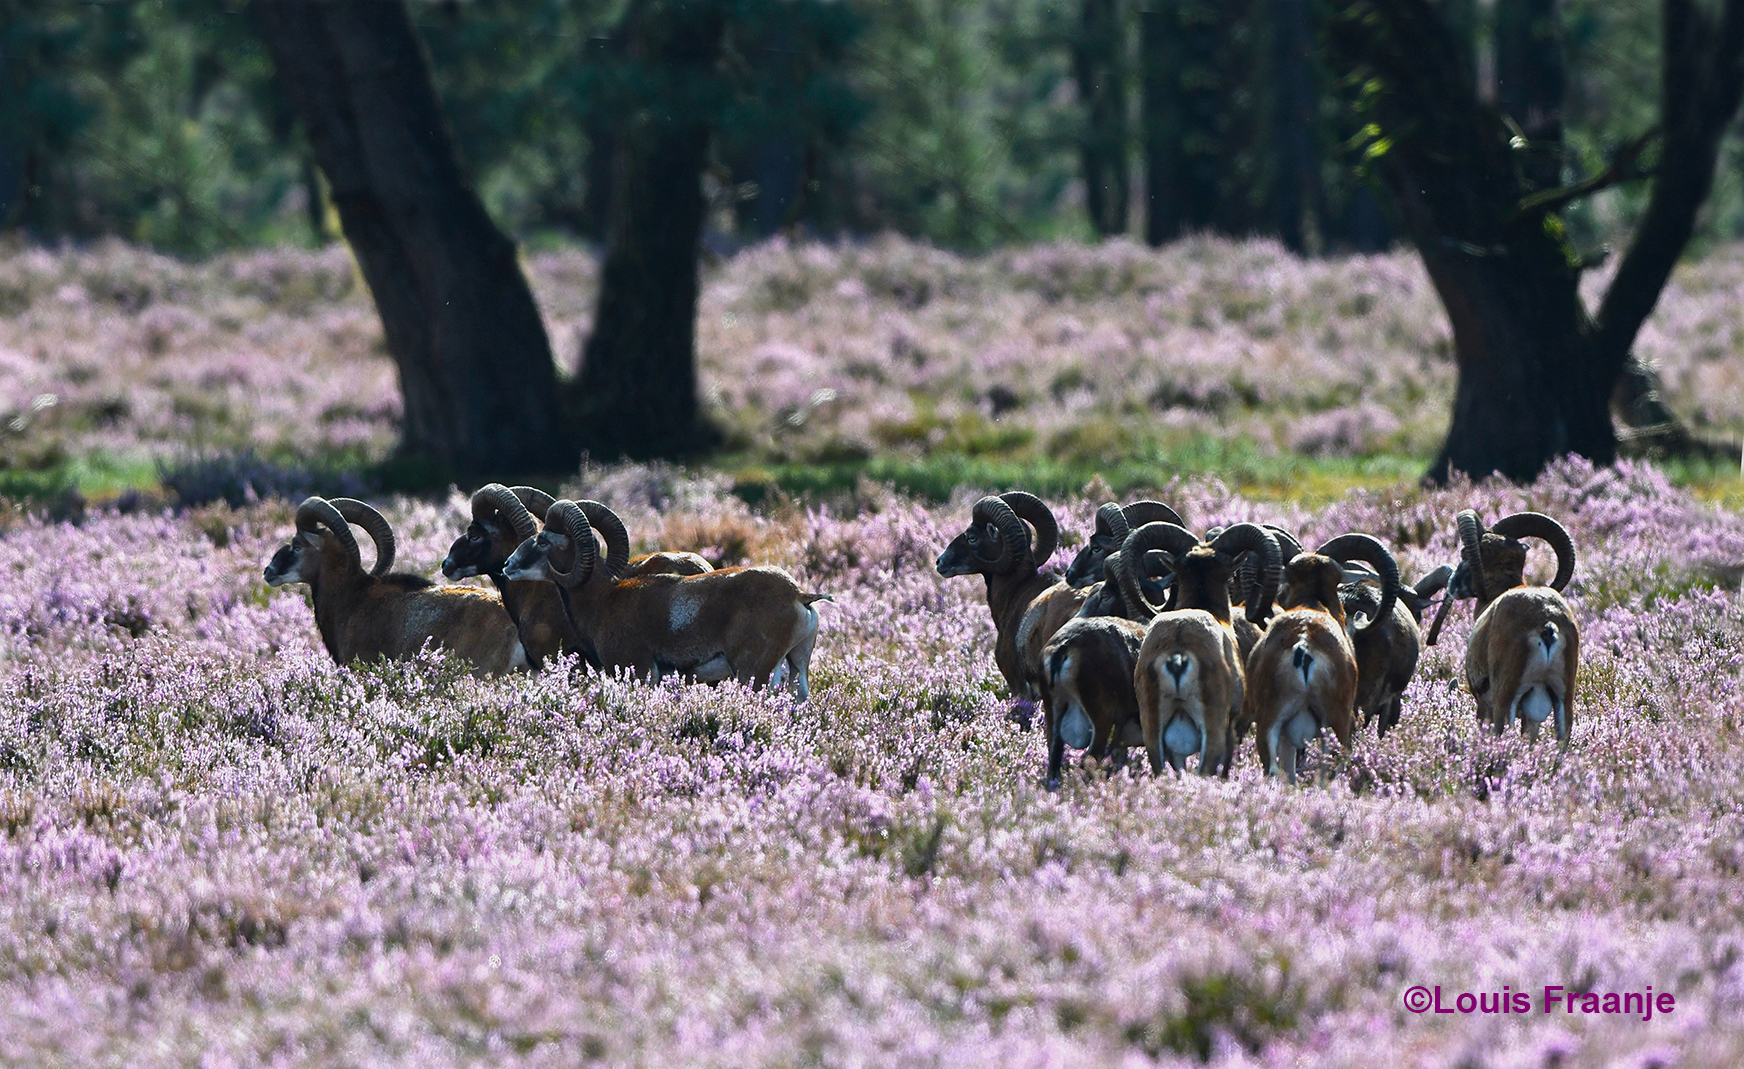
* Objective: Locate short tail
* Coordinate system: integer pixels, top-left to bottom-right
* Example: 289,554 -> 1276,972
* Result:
1290,640 -> 1314,687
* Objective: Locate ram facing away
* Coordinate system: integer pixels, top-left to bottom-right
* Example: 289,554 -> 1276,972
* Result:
1244,534 -> 1399,783
1118,521 -> 1281,776
1452,509 -> 1579,746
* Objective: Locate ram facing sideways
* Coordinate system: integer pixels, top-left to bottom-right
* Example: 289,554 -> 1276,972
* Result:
443,483 -> 710,669
265,496 -> 526,676
935,492 -> 1086,700
503,499 -> 828,698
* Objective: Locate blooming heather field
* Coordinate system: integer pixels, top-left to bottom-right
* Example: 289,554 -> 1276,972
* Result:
0,457 -> 1738,1066
3,236 -> 1743,474
1,237 -> 1744,1065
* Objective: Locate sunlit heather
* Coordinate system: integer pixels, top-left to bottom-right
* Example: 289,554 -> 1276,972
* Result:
0,239 -> 1741,1065
5,236 -> 1742,470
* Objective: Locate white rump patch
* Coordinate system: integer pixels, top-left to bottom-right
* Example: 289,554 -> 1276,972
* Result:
510,643 -> 530,671
1517,685 -> 1555,724
669,592 -> 701,632
1162,714 -> 1202,759
1058,703 -> 1094,750
1282,709 -> 1319,749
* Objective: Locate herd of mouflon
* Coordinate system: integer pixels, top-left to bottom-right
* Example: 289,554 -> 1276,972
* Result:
265,484 -> 1578,787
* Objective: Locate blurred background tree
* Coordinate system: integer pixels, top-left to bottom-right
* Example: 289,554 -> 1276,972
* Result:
2,0 -> 1739,479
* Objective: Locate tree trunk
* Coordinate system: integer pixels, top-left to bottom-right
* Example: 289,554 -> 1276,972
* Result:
254,0 -> 566,477
1270,0 -> 1318,252
1495,0 -> 1565,192
1141,5 -> 1180,244
566,0 -> 724,460
579,34 -> 620,242
1322,0 -> 1744,482
1074,0 -> 1130,237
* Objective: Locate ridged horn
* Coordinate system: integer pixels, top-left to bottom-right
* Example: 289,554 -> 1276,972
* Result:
471,483 -> 537,543
1491,512 -> 1575,591
1000,491 -> 1058,568
1265,523 -> 1305,562
510,486 -> 556,523
1316,533 -> 1400,634
330,498 -> 395,576
294,496 -> 360,570
542,500 -> 597,589
1122,500 -> 1184,530
1212,523 -> 1282,624
1117,522 -> 1200,619
1456,509 -> 1490,603
970,496 -> 1029,569
1094,502 -> 1130,544
576,500 -> 632,579
1413,563 -> 1453,601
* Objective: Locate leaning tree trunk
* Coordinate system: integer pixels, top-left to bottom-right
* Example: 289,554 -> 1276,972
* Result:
1074,0 -> 1130,237
566,0 -> 724,460
1323,0 -> 1744,482
254,0 -> 566,476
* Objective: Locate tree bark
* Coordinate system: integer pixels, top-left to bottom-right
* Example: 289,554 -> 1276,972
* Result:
1074,0 -> 1130,237
1270,0 -> 1318,252
1322,0 -> 1744,482
1495,0 -> 1565,192
254,0 -> 566,477
1140,5 -> 1179,244
566,0 -> 725,460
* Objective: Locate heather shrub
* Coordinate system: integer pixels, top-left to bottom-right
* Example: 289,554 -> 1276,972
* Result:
0,459 -> 1737,1065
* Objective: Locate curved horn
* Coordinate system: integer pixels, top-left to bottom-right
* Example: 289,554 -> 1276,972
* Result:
510,486 -> 556,519
330,498 -> 395,576
1117,522 -> 1200,619
1094,502 -> 1130,544
970,496 -> 1029,569
1316,533 -> 1400,634
542,500 -> 597,589
1413,563 -> 1453,601
1264,523 -> 1305,562
576,500 -> 632,579
294,496 -> 361,570
472,483 -> 537,543
1456,509 -> 1490,603
1000,491 -> 1058,568
1212,523 -> 1282,624
1491,512 -> 1576,591
1122,500 -> 1184,530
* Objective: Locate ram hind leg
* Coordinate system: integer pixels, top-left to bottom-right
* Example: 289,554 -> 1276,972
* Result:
1045,707 -> 1068,790
781,604 -> 822,701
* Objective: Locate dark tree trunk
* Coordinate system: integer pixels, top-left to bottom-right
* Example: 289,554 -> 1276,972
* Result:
1074,0 -> 1130,237
1322,0 -> 1744,482
1270,0 -> 1318,252
579,33 -> 621,241
254,0 -> 566,476
1140,6 -> 1179,244
567,0 -> 725,460
1495,0 -> 1565,192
